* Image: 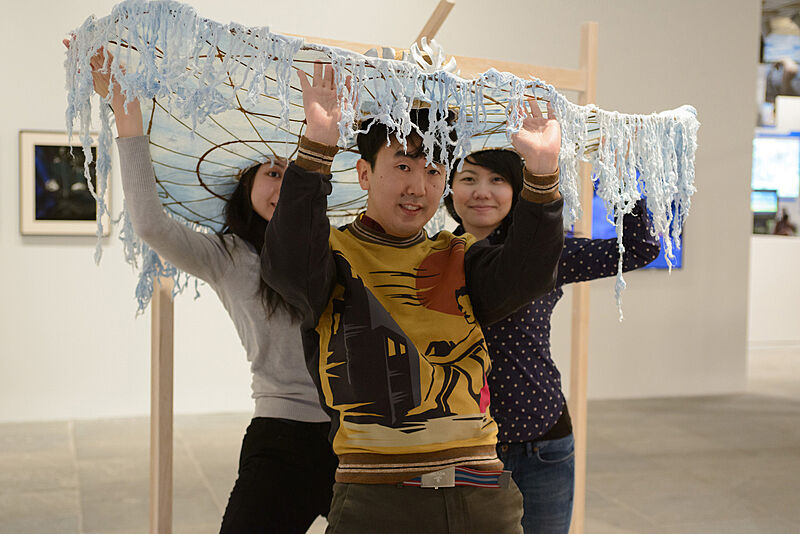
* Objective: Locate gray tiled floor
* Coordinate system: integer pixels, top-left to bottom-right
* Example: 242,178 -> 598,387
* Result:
1,347 -> 798,534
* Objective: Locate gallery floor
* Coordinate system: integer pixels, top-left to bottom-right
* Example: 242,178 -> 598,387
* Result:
1,346 -> 798,534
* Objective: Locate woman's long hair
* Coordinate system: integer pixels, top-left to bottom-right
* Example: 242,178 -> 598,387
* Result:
444,149 -> 525,237
217,163 -> 301,321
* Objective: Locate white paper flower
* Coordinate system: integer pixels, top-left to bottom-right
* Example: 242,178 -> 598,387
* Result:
403,38 -> 459,75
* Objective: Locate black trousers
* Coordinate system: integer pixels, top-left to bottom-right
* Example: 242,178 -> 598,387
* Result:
219,417 -> 338,534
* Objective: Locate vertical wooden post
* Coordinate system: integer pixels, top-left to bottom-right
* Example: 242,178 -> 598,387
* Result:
568,21 -> 598,534
415,0 -> 456,44
150,276 -> 174,534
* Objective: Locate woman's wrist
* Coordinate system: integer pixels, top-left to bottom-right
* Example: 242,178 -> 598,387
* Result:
521,166 -> 561,203
524,155 -> 559,175
113,102 -> 144,137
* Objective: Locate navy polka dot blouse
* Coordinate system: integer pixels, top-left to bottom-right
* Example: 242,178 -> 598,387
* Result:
465,201 -> 660,443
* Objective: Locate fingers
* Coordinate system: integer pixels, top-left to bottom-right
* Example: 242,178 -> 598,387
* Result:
90,53 -> 103,71
343,74 -> 352,103
527,97 -> 543,119
344,74 -> 360,110
301,59 -> 348,99
296,67 -> 311,92
310,60 -> 337,89
521,98 -> 557,122
325,61 -> 335,88
64,36 -> 116,75
313,60 -> 323,88
63,33 -> 76,49
89,47 -> 112,74
546,101 -> 555,119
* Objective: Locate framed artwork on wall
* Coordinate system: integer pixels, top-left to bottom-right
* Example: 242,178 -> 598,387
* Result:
19,130 -> 110,236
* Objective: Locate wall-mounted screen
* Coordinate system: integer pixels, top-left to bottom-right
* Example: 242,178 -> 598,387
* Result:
752,132 -> 800,198
751,189 -> 779,215
590,194 -> 682,270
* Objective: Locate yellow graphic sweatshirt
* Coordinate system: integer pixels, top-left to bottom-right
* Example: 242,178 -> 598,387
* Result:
262,138 -> 564,483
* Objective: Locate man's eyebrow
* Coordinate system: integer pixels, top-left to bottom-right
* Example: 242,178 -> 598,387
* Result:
393,150 -> 423,160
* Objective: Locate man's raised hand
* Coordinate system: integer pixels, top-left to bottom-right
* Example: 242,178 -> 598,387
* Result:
297,61 -> 350,146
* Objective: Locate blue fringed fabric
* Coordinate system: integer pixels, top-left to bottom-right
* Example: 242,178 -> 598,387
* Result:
65,0 -> 699,314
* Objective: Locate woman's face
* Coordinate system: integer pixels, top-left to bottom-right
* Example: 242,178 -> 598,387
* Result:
250,160 -> 287,221
450,160 -> 514,235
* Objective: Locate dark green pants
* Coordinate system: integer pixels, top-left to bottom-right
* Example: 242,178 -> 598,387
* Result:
325,481 -> 524,534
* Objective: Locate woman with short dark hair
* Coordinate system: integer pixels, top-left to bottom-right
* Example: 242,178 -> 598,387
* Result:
447,148 -> 660,534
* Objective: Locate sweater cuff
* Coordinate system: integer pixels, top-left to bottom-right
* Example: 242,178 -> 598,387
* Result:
296,136 -> 338,174
520,167 -> 561,203
115,135 -> 157,194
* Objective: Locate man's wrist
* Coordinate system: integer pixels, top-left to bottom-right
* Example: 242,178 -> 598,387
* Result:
303,127 -> 339,147
296,135 -> 338,174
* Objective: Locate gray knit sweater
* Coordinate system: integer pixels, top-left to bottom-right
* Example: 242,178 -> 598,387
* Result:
117,135 -> 327,422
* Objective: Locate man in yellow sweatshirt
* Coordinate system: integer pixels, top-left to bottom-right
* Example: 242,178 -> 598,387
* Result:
261,62 -> 564,533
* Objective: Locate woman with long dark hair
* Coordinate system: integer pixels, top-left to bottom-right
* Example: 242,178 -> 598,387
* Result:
446,148 -> 660,534
70,42 -> 336,534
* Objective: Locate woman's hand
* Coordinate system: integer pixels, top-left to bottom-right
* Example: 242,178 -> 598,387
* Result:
296,61 -> 349,146
510,99 -> 561,175
63,38 -> 143,137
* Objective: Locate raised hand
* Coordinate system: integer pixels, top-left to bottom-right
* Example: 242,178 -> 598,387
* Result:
510,99 -> 561,175
296,61 -> 349,146
63,37 -> 142,137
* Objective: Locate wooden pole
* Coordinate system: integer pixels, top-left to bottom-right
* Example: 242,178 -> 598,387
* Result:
150,276 -> 174,534
286,31 -> 589,92
568,21 -> 598,534
415,0 -> 456,44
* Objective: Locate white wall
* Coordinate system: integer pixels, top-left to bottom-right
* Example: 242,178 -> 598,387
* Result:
437,0 -> 760,400
748,236 -> 800,346
0,0 -> 759,422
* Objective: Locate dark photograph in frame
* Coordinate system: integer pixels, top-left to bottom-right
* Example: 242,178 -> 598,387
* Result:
19,130 -> 110,236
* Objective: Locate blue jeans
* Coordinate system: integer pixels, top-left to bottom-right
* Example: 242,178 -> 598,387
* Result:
497,434 -> 575,534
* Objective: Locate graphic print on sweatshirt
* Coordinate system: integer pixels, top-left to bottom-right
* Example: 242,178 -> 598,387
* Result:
316,232 -> 496,453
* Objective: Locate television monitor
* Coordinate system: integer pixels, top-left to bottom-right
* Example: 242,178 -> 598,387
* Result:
590,193 -> 682,270
763,33 -> 800,63
752,132 -> 800,198
751,189 -> 779,215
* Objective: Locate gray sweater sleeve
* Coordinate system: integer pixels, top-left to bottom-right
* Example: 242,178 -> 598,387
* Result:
116,136 -> 230,283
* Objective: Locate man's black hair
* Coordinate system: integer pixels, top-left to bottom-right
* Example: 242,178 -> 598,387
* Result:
356,108 -> 458,169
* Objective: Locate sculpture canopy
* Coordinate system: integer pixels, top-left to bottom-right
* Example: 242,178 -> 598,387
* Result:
64,0 -> 699,310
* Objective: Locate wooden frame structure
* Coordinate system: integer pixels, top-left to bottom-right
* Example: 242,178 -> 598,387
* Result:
148,2 -> 597,532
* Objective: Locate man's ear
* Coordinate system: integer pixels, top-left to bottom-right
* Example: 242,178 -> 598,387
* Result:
356,158 -> 371,192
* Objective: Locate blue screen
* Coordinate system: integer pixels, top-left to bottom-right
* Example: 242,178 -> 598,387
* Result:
590,193 -> 682,270
751,189 -> 779,214
752,132 -> 800,198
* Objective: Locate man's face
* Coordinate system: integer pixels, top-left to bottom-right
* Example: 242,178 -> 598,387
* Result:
356,137 -> 446,238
